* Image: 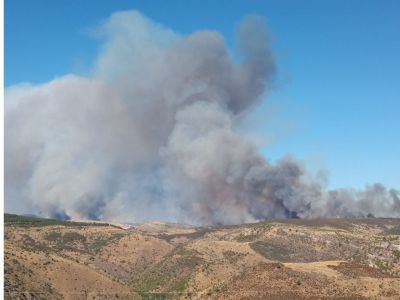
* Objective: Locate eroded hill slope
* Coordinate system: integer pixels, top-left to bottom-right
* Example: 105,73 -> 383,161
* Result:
4,214 -> 400,299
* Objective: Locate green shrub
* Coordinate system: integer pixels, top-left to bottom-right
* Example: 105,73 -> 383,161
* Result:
4,213 -> 113,228
250,241 -> 293,262
385,225 -> 400,235
235,233 -> 258,242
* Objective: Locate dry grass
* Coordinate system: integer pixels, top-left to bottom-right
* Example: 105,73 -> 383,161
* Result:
5,215 -> 400,299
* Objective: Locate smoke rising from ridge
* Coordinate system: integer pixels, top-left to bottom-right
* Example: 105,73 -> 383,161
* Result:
5,11 -> 400,224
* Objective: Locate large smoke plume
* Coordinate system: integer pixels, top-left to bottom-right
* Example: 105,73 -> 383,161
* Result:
5,11 -> 400,225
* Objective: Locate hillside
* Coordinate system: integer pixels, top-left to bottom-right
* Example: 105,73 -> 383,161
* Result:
4,214 -> 400,299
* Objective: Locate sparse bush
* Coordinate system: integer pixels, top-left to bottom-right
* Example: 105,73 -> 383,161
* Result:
62,232 -> 86,243
89,238 -> 108,253
4,213 -> 114,228
385,225 -> 400,235
235,233 -> 258,242
392,250 -> 400,261
133,246 -> 203,296
250,241 -> 293,262
223,250 -> 243,263
44,232 -> 62,242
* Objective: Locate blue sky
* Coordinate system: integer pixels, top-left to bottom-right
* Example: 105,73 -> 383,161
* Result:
5,0 -> 400,190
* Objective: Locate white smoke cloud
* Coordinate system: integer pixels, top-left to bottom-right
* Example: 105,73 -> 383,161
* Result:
5,10 -> 399,224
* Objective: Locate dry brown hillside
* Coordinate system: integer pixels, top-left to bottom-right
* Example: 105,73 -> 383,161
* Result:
4,214 -> 400,299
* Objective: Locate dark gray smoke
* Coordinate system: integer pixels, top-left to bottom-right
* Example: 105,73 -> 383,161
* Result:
5,11 -> 399,225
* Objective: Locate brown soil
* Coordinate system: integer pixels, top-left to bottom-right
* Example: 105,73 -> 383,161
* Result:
4,216 -> 400,299
328,262 -> 398,278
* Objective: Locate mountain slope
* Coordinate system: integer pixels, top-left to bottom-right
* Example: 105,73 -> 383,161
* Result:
4,214 -> 400,299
